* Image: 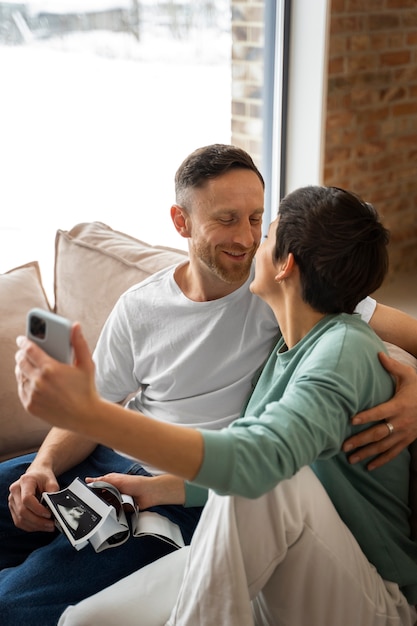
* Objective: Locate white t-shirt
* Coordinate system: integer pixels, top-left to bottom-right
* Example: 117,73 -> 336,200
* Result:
93,261 -> 376,471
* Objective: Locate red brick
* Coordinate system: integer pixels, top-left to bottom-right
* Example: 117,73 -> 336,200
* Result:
328,56 -> 345,74
346,53 -> 378,72
368,14 -> 401,30
326,110 -> 356,127
347,0 -> 387,10
392,101 -> 417,115
402,11 -> 417,27
331,0 -> 345,12
330,15 -> 365,34
380,85 -> 407,102
371,33 -> 405,48
380,50 -> 411,66
406,31 -> 417,45
386,0 -> 417,8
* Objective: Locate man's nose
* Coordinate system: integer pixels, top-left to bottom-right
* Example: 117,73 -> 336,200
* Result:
232,221 -> 256,247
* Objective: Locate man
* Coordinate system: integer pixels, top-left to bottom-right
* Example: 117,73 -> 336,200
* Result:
4,145 -> 417,625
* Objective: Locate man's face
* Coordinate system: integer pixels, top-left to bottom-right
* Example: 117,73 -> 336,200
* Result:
185,169 -> 264,286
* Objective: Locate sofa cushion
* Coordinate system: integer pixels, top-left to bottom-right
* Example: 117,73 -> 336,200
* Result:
54,222 -> 188,351
0,262 -> 53,461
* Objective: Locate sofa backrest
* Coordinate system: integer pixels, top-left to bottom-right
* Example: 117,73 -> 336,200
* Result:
0,262 -> 53,461
54,221 -> 188,351
0,222 -> 187,461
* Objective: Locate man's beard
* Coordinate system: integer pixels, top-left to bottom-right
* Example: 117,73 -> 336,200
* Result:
194,241 -> 256,285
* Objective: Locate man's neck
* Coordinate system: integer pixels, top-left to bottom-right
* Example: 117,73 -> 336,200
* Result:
174,261 -> 250,302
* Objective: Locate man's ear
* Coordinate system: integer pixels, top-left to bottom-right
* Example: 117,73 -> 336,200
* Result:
274,252 -> 296,282
171,205 -> 191,238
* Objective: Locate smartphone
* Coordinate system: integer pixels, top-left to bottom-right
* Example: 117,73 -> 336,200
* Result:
26,308 -> 73,364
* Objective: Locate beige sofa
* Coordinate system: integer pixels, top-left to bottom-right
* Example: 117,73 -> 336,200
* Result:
0,221 -> 187,463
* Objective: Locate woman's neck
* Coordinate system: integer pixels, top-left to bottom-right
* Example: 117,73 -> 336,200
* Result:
271,292 -> 326,349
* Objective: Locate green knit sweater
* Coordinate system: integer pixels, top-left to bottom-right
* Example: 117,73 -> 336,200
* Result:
195,314 -> 417,603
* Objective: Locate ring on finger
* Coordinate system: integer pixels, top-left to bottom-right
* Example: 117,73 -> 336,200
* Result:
385,421 -> 394,437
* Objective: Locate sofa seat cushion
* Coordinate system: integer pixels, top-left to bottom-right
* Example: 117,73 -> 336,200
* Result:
54,222 -> 188,351
0,262 -> 53,461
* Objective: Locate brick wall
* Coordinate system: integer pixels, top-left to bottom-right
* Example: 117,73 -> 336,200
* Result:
231,0 -> 265,166
231,0 -> 417,274
324,0 -> 417,274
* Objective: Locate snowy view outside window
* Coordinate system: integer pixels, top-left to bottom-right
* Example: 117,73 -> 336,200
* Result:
0,1 -> 232,296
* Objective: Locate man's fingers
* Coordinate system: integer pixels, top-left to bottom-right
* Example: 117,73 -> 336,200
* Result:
352,401 -> 394,425
343,422 -> 394,452
8,489 -> 55,532
378,351 -> 415,380
346,352 -> 417,469
353,354 -> 416,426
378,351 -> 402,376
344,419 -> 410,470
347,440 -> 408,470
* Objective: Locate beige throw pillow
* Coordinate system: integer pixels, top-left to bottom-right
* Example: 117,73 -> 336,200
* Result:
54,222 -> 187,351
0,262 -> 52,461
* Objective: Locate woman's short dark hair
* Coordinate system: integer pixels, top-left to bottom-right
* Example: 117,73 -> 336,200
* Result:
175,144 -> 264,207
274,186 -> 390,314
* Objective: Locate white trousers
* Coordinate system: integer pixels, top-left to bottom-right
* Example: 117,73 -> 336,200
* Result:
59,467 -> 416,626
167,466 -> 415,626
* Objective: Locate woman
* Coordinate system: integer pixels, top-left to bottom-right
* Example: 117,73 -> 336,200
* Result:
16,186 -> 417,625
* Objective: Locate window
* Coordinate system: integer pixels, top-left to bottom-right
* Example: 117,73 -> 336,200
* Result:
262,0 -> 330,226
0,1 -> 232,294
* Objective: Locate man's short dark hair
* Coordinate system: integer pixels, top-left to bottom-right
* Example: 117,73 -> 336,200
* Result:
274,186 -> 390,314
175,144 -> 264,207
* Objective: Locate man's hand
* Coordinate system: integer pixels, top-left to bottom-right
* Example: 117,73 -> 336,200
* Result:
8,468 -> 59,533
85,472 -> 186,509
343,352 -> 417,470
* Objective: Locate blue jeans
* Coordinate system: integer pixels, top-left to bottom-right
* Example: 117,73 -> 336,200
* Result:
0,445 -> 202,626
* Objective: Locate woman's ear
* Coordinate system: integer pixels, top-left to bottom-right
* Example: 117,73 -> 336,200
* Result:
274,253 -> 296,283
171,205 -> 191,238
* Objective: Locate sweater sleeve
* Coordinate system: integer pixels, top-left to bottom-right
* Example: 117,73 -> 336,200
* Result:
184,482 -> 208,507
192,319 -> 393,499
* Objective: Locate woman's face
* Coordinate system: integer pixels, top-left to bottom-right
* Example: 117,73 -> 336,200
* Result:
250,218 -> 280,301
